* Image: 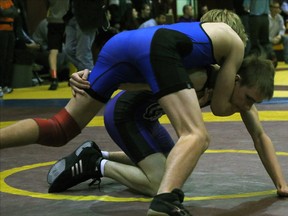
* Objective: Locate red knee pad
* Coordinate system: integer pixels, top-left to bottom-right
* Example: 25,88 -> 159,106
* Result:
33,108 -> 81,147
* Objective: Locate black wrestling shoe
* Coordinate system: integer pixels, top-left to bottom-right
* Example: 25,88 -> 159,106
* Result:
148,189 -> 192,216
47,140 -> 103,193
48,79 -> 58,90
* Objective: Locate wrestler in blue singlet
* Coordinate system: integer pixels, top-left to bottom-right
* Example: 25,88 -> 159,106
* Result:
86,22 -> 217,102
104,90 -> 173,163
103,65 -> 217,163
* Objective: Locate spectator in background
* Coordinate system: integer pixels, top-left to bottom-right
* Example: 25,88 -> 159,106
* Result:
32,19 -> 49,54
63,0 -> 110,74
233,0 -> 251,56
0,0 -> 19,97
121,7 -> 139,30
178,4 -> 195,23
269,1 -> 288,63
46,0 -> 70,90
63,0 -> 98,74
281,0 -> 288,23
12,0 -> 42,86
151,0 -> 174,18
137,3 -> 151,25
64,17 -> 96,72
198,4 -> 209,20
131,0 -> 149,14
108,0 -> 132,31
138,9 -> 166,28
93,9 -> 119,56
243,0 -> 275,61
12,0 -> 38,51
32,18 -> 69,79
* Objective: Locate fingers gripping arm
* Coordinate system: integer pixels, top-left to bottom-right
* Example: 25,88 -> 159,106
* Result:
69,69 -> 91,96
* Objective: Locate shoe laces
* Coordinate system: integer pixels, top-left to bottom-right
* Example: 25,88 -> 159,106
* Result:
88,178 -> 102,190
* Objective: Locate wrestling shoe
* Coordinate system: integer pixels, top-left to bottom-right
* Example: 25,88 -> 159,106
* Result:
48,79 -> 58,90
148,189 -> 192,216
47,140 -> 103,193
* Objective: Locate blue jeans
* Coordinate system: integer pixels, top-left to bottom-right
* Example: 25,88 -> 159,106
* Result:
64,17 -> 96,70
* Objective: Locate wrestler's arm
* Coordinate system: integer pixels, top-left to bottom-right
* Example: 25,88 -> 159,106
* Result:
210,35 -> 244,116
70,70 -> 212,108
241,105 -> 288,197
69,69 -> 151,96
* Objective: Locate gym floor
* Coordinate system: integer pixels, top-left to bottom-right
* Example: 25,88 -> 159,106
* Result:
0,63 -> 287,216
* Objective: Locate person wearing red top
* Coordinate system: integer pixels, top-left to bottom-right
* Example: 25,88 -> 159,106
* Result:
0,0 -> 19,96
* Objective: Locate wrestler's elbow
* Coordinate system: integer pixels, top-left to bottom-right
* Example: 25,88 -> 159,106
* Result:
210,103 -> 235,116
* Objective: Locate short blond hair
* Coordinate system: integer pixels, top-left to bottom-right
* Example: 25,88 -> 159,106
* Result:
200,9 -> 248,46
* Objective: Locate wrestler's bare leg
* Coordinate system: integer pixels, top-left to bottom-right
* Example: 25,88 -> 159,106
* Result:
157,88 -> 210,193
64,92 -> 105,129
107,151 -> 135,165
0,119 -> 39,148
0,92 -> 104,149
104,153 -> 166,196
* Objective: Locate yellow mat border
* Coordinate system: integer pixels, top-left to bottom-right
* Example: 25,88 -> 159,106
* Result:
1,110 -> 288,129
1,150 -> 287,202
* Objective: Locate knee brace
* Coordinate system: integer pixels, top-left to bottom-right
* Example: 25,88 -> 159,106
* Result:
33,108 -> 81,147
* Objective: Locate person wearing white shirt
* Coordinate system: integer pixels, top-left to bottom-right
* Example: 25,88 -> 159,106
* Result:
138,10 -> 166,28
269,1 -> 288,63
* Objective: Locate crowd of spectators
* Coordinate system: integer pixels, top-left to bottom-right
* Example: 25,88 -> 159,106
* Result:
2,0 -> 288,96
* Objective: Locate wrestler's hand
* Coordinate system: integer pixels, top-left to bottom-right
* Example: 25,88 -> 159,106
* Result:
69,69 -> 91,96
277,185 -> 288,197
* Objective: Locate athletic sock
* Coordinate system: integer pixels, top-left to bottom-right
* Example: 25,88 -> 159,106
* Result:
50,69 -> 57,79
100,159 -> 108,176
101,151 -> 109,159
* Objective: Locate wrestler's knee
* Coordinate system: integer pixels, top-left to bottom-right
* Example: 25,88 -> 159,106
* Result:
33,108 -> 81,147
184,129 -> 210,153
195,129 -> 210,151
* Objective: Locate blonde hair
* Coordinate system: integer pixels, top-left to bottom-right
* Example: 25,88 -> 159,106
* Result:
200,9 -> 248,46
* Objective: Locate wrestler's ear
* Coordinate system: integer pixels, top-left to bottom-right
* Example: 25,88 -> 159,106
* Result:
235,74 -> 241,82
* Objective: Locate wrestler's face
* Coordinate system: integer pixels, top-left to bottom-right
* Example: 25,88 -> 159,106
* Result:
142,5 -> 151,18
230,76 -> 265,111
156,15 -> 167,25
